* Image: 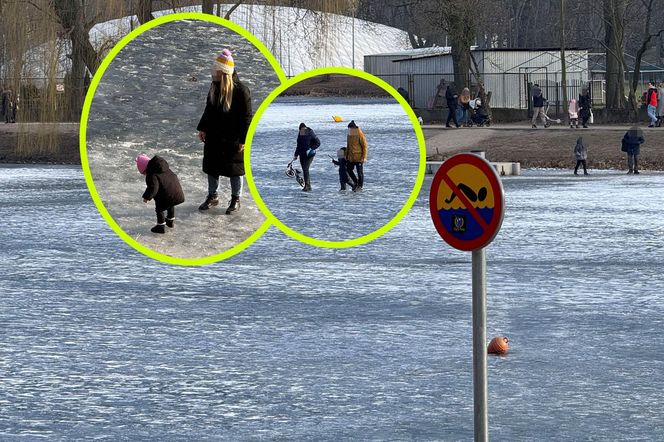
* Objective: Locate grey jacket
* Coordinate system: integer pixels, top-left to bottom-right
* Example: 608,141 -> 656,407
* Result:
574,139 -> 587,160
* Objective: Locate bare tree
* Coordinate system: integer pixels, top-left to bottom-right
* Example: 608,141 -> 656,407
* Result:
627,0 -> 664,113
602,0 -> 628,109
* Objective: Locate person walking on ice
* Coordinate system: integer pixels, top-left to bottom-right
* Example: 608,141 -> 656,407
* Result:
197,49 -> 252,214
293,122 -> 320,192
136,154 -> 185,234
345,120 -> 368,192
573,136 -> 589,175
622,127 -> 645,174
331,146 -> 355,191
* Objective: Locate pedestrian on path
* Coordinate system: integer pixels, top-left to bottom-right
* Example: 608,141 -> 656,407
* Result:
655,81 -> 663,127
445,84 -> 460,128
531,84 -> 547,128
578,88 -> 592,128
645,81 -> 658,128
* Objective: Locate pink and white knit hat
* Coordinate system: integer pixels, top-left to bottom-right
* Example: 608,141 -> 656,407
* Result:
135,153 -> 150,174
213,49 -> 234,75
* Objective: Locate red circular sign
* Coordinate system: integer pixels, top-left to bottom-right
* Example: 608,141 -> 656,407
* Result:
429,153 -> 505,251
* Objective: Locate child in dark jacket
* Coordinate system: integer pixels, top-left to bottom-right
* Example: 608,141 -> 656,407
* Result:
136,154 -> 185,234
331,147 -> 356,191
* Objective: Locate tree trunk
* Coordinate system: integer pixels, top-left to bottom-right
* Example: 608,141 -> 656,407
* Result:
202,0 -> 214,14
135,0 -> 155,24
628,0 -> 661,116
445,4 -> 476,89
603,0 -> 627,110
52,0 -> 100,118
451,44 -> 471,89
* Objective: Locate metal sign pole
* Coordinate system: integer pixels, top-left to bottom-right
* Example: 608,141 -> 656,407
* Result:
472,248 -> 488,442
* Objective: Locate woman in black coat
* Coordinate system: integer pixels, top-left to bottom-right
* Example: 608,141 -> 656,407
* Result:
578,89 -> 592,128
445,84 -> 460,128
197,49 -> 252,214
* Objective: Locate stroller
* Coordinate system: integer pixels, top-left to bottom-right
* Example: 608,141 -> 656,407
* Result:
540,101 -> 562,127
286,160 -> 305,188
468,98 -> 491,127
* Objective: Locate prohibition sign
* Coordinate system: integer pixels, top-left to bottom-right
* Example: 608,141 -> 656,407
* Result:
429,153 -> 505,251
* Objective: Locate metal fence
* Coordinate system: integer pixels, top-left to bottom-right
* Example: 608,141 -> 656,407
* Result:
376,72 -> 595,116
1,77 -> 85,122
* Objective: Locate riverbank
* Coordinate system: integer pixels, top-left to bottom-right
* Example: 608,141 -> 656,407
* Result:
3,122 -> 664,170
281,74 -> 391,97
424,125 -> 664,170
0,122 -> 79,164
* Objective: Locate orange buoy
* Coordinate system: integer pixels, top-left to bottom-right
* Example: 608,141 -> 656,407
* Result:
487,336 -> 509,355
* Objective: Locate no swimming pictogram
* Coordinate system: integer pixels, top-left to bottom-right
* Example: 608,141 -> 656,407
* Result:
429,153 -> 504,251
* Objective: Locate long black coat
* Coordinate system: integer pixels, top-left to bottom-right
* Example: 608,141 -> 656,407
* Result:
142,156 -> 185,211
445,87 -> 458,109
579,94 -> 591,119
197,79 -> 252,177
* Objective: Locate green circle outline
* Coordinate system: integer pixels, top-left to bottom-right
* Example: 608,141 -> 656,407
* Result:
244,67 -> 426,248
80,12 -> 288,266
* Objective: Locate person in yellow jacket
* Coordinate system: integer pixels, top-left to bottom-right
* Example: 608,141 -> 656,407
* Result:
344,120 -> 367,192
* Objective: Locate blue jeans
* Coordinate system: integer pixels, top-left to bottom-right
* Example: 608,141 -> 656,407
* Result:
208,174 -> 243,198
647,105 -> 657,125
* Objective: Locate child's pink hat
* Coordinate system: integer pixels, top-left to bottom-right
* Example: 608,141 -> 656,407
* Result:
135,153 -> 150,174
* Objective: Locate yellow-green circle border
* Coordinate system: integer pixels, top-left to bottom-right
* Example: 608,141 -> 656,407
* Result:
80,12 -> 288,266
244,67 -> 426,249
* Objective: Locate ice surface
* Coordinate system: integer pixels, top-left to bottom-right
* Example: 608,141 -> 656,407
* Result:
2,166 -> 664,439
250,97 -> 421,241
85,20 -> 281,260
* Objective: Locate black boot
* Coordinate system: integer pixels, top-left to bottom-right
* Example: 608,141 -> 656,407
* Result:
166,218 -> 175,228
198,193 -> 219,210
151,224 -> 166,234
226,196 -> 240,214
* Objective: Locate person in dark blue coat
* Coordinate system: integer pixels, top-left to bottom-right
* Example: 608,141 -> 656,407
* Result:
293,122 -> 320,191
445,84 -> 460,128
332,146 -> 355,191
621,127 -> 645,174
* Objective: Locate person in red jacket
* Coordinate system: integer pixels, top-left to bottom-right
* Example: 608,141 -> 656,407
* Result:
646,81 -> 658,128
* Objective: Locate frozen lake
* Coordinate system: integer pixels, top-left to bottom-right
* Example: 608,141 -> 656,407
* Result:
85,20 -> 281,259
1,166 -> 664,440
249,97 -> 421,242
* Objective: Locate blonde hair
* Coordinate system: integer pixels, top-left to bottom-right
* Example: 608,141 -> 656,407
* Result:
209,72 -> 234,112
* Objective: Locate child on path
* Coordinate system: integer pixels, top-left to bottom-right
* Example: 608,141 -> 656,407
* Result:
568,98 -> 579,129
136,154 -> 185,234
331,146 -> 355,191
573,136 -> 588,175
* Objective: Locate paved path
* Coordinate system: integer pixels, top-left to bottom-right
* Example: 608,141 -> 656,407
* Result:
423,124 -> 664,170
